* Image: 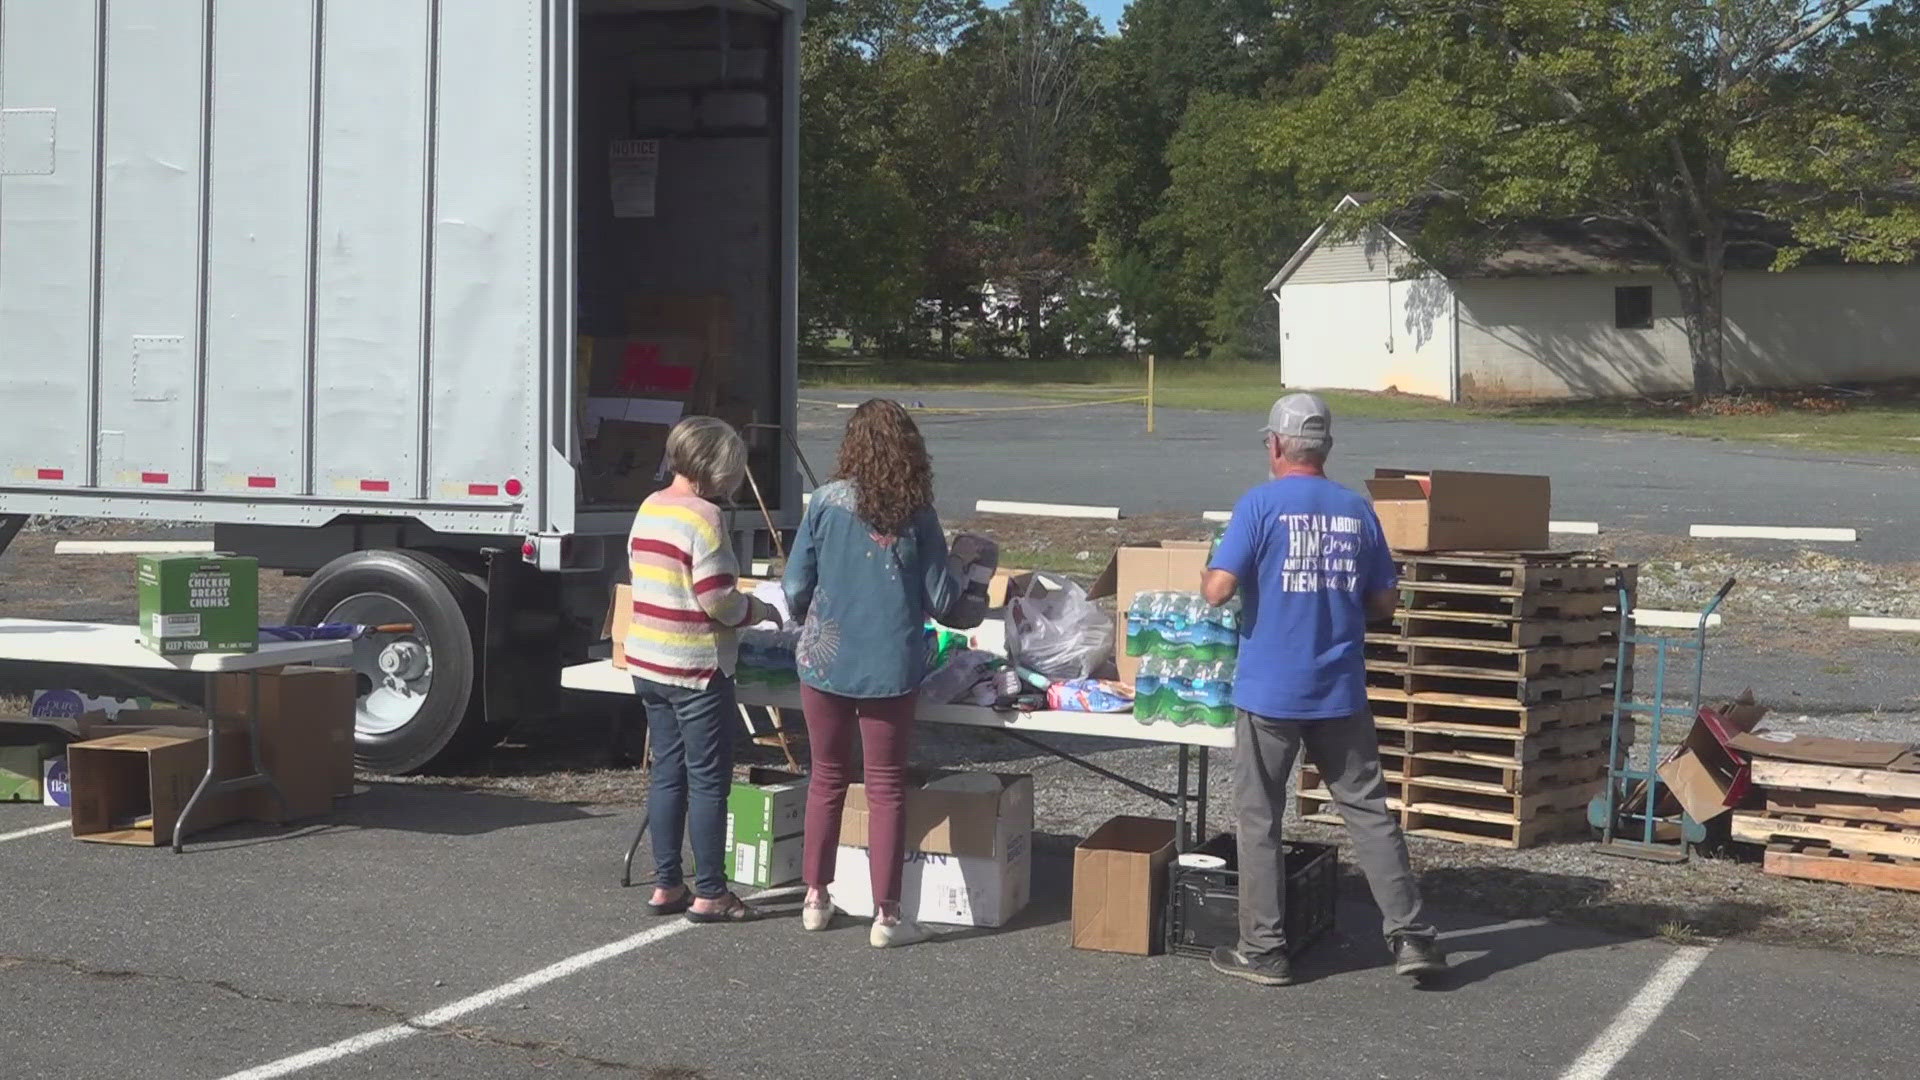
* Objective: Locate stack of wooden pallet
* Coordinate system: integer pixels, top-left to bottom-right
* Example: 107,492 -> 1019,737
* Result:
1298,551 -> 1637,849
1731,754 -> 1920,894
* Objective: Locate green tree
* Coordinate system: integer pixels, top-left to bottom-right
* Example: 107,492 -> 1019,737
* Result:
976,0 -> 1104,358
1262,0 -> 1918,399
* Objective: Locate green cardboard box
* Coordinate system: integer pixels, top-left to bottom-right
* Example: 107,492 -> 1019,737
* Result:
1,743 -> 59,802
724,767 -> 808,887
137,555 -> 258,655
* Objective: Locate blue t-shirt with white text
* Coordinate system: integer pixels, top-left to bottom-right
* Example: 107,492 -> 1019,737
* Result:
1208,475 -> 1397,720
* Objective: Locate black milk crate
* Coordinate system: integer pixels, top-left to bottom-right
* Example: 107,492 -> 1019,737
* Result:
1164,834 -> 1338,959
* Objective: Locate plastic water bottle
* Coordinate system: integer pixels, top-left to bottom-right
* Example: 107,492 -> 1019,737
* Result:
1163,658 -> 1194,726
1126,593 -> 1154,658
1134,655 -> 1163,724
1197,660 -> 1236,728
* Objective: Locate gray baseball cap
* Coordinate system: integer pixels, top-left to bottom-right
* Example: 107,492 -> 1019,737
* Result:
1263,392 -> 1333,444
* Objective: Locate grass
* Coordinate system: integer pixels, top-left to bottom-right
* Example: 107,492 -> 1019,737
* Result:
803,355 -> 1920,456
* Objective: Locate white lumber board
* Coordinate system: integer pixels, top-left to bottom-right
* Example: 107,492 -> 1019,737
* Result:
55,540 -> 215,555
974,500 -> 1121,521
1689,524 -> 1856,542
1550,521 -> 1601,535
1202,510 -> 1233,523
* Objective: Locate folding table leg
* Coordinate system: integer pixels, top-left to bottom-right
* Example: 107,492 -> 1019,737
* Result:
1196,747 -> 1209,842
1176,745 -> 1191,850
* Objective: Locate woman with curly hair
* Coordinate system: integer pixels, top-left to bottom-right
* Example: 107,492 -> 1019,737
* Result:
783,398 -> 960,947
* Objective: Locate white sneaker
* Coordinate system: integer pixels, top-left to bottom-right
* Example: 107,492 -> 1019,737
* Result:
801,902 -> 835,932
869,916 -> 932,948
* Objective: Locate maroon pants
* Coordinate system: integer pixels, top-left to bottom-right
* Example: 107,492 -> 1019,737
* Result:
800,686 -> 917,907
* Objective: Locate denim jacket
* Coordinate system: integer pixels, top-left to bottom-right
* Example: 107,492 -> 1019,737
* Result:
782,480 -> 959,699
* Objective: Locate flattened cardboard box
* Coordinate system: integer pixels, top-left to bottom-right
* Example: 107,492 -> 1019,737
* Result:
1072,815 -> 1177,955
1365,469 -> 1550,553
1091,541 -> 1213,684
1727,732 -> 1915,769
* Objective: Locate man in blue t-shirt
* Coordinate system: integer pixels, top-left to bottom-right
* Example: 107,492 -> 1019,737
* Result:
1202,393 -> 1445,987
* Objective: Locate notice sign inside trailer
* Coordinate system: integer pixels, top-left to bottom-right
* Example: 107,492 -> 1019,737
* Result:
610,140 -> 660,218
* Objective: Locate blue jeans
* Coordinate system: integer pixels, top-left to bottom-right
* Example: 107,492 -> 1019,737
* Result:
637,674 -> 736,899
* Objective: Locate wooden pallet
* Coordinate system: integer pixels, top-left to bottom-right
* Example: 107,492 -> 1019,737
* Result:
1404,669 -> 1609,705
1407,722 -> 1623,766
1402,641 -> 1620,679
1401,587 -> 1615,620
1763,791 -> 1920,830
1762,840 -> 1920,895
1404,751 -> 1609,796
1400,612 -> 1615,649
1405,776 -> 1602,822
1375,694 -> 1614,738
1296,786 -> 1404,827
1396,553 -> 1637,595
1405,805 -> 1591,850
1731,812 -> 1920,861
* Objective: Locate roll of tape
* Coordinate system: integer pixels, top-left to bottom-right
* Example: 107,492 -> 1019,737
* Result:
1176,853 -> 1227,870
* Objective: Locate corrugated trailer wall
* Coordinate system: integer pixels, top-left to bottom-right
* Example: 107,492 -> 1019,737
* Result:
0,0 -> 547,529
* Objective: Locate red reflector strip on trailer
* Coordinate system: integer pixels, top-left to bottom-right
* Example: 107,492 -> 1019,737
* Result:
37,468 -> 64,481
360,480 -> 390,493
468,483 -> 500,496
141,472 -> 169,485
248,476 -> 277,489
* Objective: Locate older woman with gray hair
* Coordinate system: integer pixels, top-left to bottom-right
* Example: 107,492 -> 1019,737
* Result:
625,416 -> 778,923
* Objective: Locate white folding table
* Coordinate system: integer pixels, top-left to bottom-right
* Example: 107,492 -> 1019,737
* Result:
0,618 -> 352,852
563,659 -> 1233,883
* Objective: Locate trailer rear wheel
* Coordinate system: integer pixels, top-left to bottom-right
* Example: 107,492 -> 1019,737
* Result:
290,549 -> 490,774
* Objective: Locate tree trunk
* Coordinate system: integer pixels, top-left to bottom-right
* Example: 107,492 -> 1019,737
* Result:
1671,244 -> 1728,401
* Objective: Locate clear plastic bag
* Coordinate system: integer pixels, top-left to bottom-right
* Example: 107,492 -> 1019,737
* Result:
1005,573 -> 1115,681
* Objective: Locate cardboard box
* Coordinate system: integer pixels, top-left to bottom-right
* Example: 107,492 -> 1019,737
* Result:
1091,542 -> 1213,684
1365,469 -> 1550,552
137,554 -> 259,655
832,772 -> 1033,927
606,584 -> 633,669
1072,816 -> 1177,955
211,666 -> 358,816
43,754 -> 71,808
1656,695 -> 1767,824
840,771 -> 1034,857
586,418 -> 674,505
730,835 -> 804,890
67,725 -> 248,846
31,690 -> 152,724
725,767 -> 809,888
624,294 -> 733,407
1,743 -> 59,802
1727,732 -> 1914,769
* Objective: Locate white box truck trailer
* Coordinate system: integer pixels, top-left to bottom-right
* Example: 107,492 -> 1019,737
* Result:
0,0 -> 802,771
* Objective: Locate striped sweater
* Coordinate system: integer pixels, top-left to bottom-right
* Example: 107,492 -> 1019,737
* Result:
626,491 -> 753,689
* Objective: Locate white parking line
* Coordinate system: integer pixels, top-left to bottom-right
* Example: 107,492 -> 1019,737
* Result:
1632,610 -> 1723,629
219,888 -> 785,1079
0,820 -> 69,843
1849,616 -> 1920,633
1550,521 -> 1602,535
1558,945 -> 1710,1080
1202,510 -> 1232,523
1689,524 -> 1856,542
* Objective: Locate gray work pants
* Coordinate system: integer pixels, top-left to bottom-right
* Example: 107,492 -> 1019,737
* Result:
1234,707 -> 1435,956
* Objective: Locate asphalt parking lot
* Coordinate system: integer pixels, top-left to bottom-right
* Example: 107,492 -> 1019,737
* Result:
3,788 -> 1914,1080
799,392 -> 1920,564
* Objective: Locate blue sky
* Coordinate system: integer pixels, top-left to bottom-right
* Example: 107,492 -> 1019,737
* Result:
1085,0 -> 1126,30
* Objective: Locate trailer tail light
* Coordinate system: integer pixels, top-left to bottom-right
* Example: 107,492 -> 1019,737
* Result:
468,483 -> 500,497
521,533 -> 594,573
504,477 -> 524,497
141,472 -> 169,485
248,476 -> 277,489
360,479 -> 390,493
36,468 -> 63,481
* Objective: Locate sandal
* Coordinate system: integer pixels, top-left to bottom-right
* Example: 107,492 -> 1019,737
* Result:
685,892 -> 755,924
646,885 -> 692,916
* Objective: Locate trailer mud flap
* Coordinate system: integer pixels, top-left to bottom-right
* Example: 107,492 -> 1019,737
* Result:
482,548 -> 563,733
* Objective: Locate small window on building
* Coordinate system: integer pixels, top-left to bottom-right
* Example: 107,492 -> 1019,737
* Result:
1615,285 -> 1653,330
